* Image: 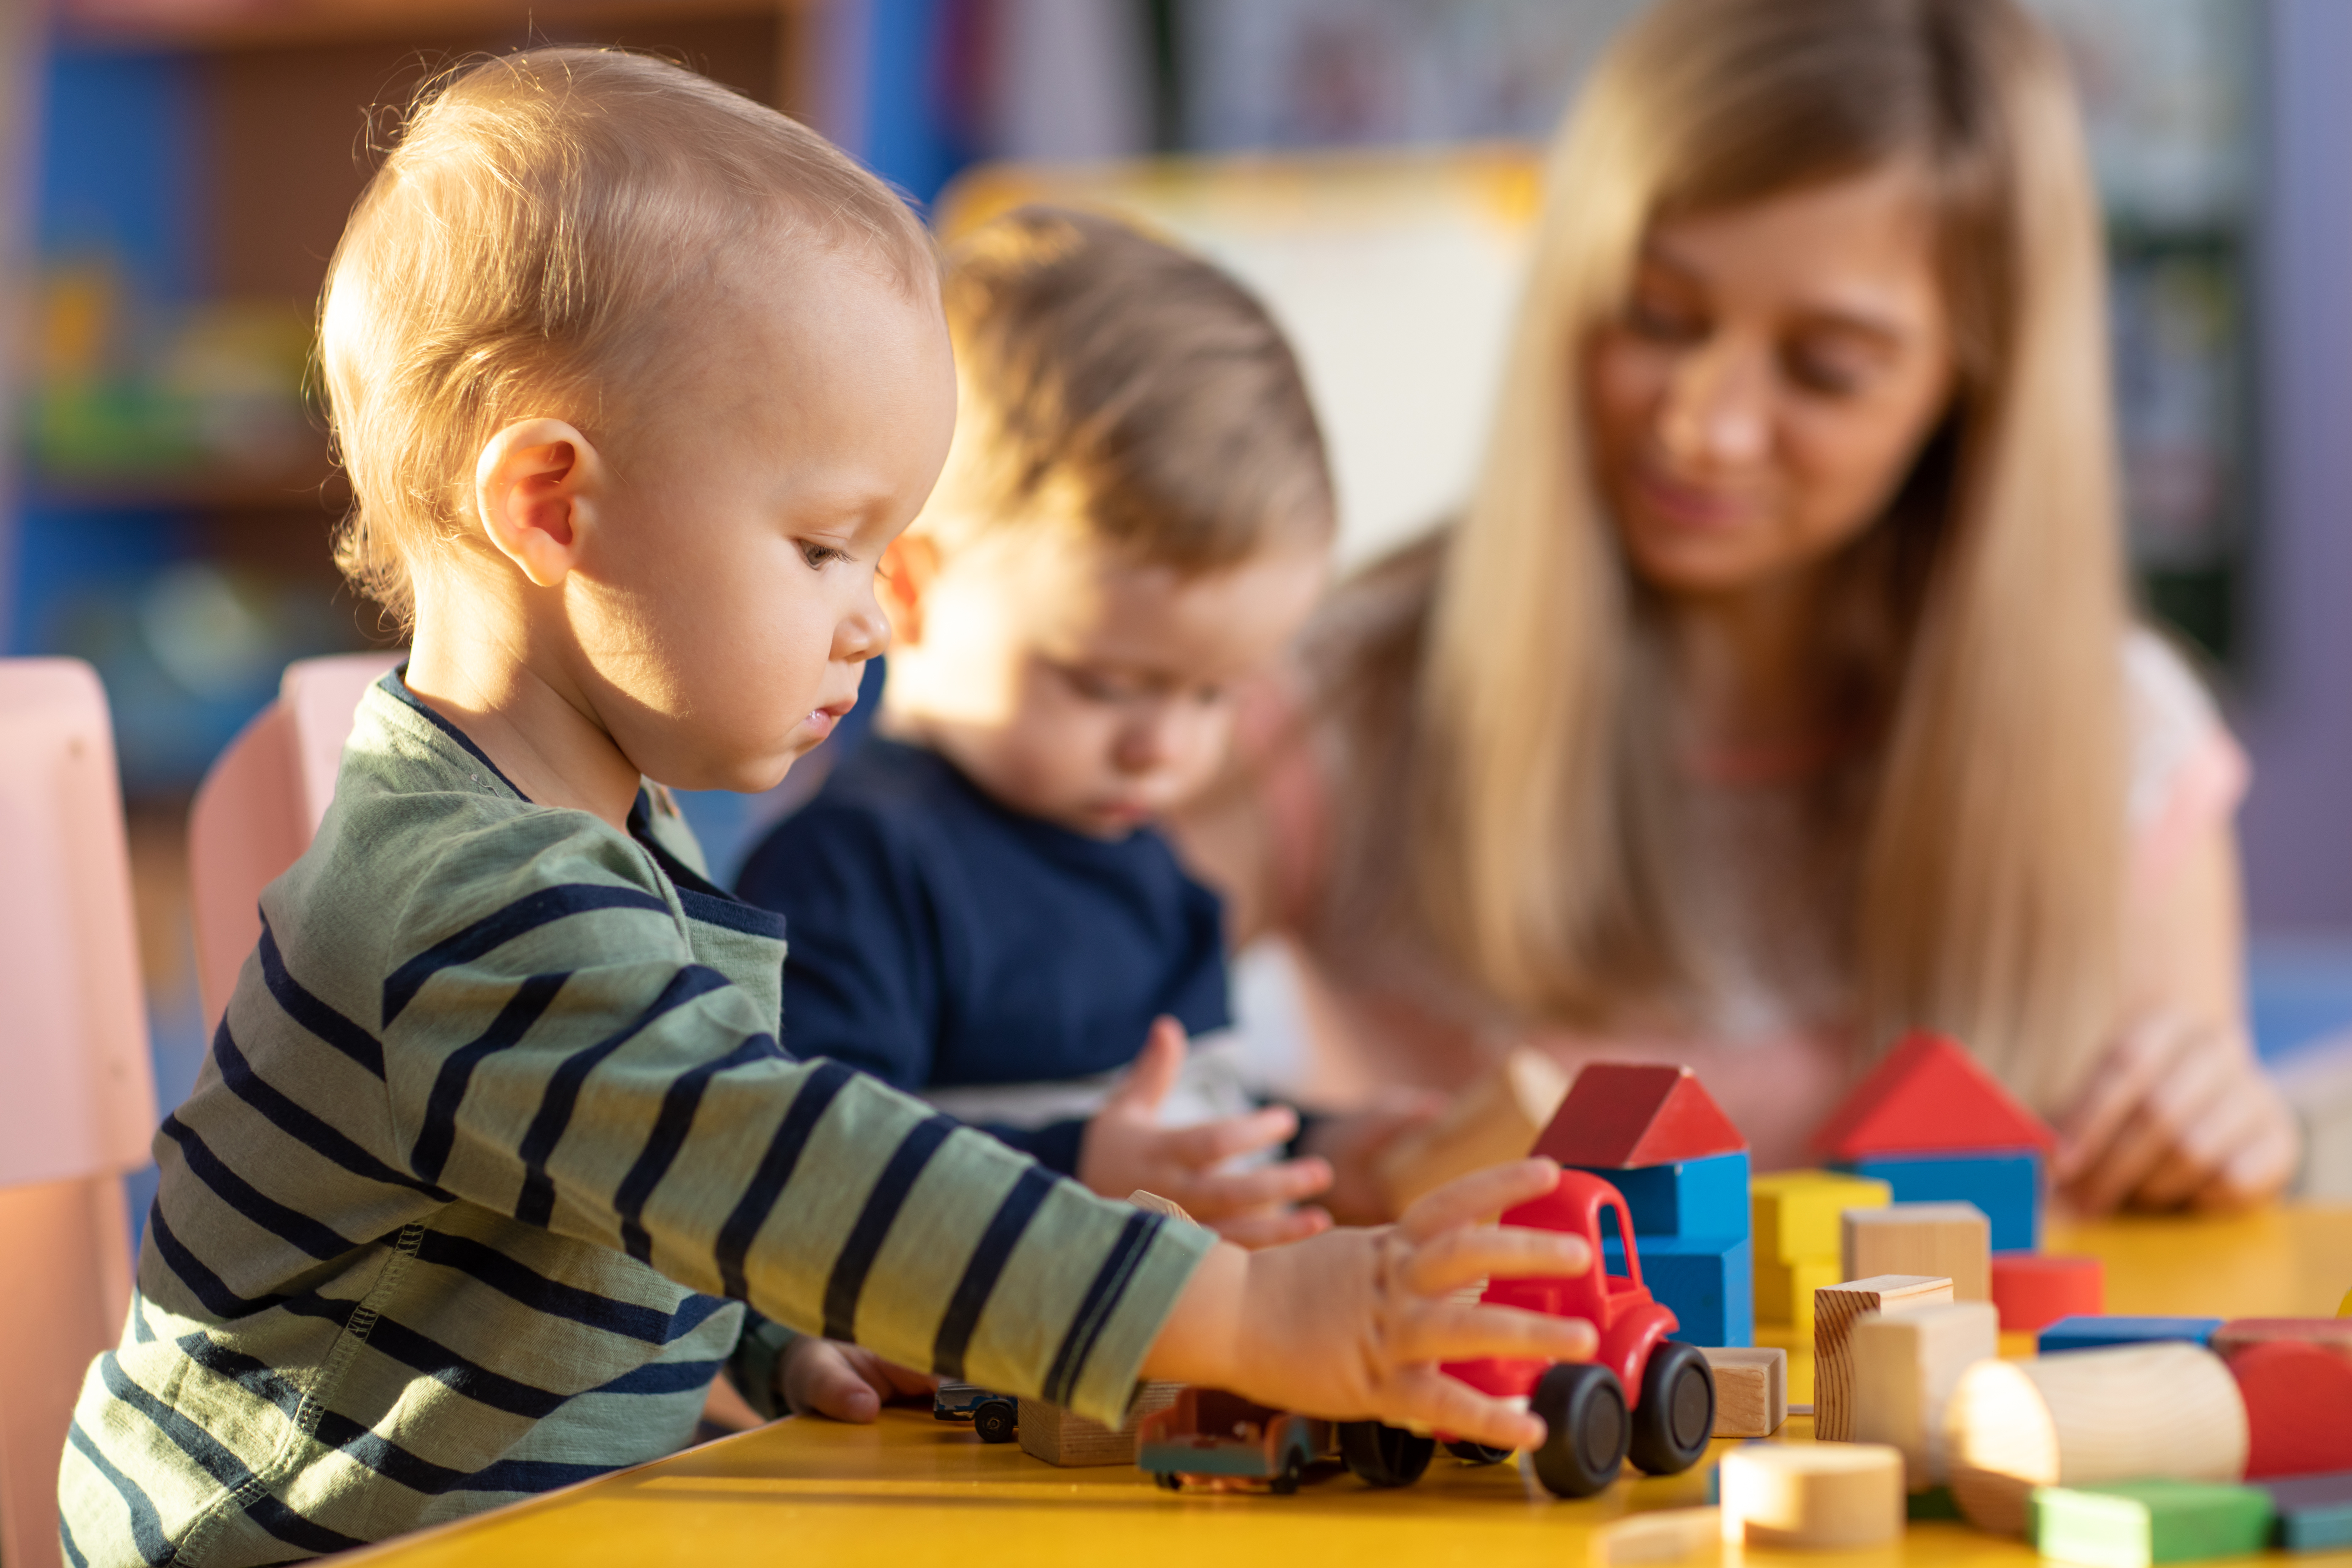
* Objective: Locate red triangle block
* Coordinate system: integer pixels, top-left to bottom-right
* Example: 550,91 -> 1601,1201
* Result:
1531,1063 -> 1747,1168
1809,1030 -> 2054,1161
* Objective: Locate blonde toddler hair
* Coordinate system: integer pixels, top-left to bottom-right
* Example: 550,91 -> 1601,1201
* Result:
320,47 -> 936,628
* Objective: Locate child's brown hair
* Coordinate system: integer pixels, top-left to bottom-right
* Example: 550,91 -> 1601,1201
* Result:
320,47 -> 936,628
922,205 -> 1333,571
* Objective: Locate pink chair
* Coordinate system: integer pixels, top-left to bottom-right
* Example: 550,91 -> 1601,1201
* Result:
0,660 -> 159,1568
188,651 -> 401,1030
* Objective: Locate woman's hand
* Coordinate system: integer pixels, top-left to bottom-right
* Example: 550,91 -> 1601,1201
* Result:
1140,1158 -> 1598,1453
2054,1011 -> 2298,1214
1078,1016 -> 1335,1247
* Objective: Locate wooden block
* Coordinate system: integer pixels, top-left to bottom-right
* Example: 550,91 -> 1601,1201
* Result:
1812,1274 -> 1954,1441
1756,1255 -> 1841,1331
1750,1169 -> 1892,1263
1015,1382 -> 1180,1466
1993,1253 -> 2105,1333
1534,1062 -> 1747,1168
1590,1507 -> 1722,1566
2259,1470 -> 2352,1552
1943,1344 -> 2250,1535
1850,1300 -> 1999,1487
1718,1442 -> 1905,1550
2226,1340 -> 2352,1480
1591,1151 -> 1750,1240
2212,1318 -> 2352,1367
1843,1151 -> 2041,1251
2029,1481 -> 2275,1568
1842,1202 -> 1991,1301
2039,1315 -> 2221,1355
1699,1346 -> 1785,1437
1809,1030 -> 2054,1161
1376,1048 -> 1568,1212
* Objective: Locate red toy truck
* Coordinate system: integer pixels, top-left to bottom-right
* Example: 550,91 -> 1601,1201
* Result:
1337,1169 -> 1717,1497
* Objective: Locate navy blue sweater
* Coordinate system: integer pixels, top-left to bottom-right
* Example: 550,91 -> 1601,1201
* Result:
735,737 -> 1231,1174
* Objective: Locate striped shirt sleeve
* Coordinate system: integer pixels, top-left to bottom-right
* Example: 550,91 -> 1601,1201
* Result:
375,815 -> 1210,1426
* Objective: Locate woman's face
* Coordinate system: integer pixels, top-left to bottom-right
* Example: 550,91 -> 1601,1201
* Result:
1583,164 -> 1959,598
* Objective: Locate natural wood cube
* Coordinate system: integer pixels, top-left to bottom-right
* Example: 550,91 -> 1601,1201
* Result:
1849,1299 -> 1998,1486
1699,1346 -> 1786,1437
1015,1382 -> 1181,1466
1842,1202 -> 1991,1301
1812,1274 -> 1954,1441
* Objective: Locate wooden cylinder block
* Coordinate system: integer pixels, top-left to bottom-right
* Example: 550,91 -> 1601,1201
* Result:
1943,1343 -> 2249,1535
1719,1442 -> 1905,1550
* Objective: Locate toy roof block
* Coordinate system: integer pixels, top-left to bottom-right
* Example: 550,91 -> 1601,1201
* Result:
1809,1031 -> 2054,1161
1532,1063 -> 1747,1168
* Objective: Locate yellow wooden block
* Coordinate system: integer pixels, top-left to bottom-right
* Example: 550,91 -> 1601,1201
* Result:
1755,1255 -> 1841,1330
2339,1286 -> 2350,1318
1751,1169 -> 1892,1264
1720,1442 -> 1904,1550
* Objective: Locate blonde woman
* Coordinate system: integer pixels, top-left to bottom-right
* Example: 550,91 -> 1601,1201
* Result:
1187,0 -> 2297,1211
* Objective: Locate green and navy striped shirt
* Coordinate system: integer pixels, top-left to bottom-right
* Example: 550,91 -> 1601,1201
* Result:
61,673 -> 1210,1567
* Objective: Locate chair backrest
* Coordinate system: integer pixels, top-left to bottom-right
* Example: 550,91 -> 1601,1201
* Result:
0,658 -> 156,1568
188,651 -> 401,1030
0,659 -> 157,1189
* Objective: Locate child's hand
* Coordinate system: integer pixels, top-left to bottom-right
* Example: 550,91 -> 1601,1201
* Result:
1298,1089 -> 1448,1225
1078,1016 -> 1336,1247
2054,1011 -> 2298,1214
1142,1157 -> 1599,1453
777,1335 -> 938,1423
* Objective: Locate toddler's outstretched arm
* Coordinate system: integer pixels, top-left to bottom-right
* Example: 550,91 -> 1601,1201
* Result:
1141,1157 -> 1596,1453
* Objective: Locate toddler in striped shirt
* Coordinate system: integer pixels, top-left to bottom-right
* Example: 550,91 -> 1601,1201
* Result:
60,48 -> 1593,1568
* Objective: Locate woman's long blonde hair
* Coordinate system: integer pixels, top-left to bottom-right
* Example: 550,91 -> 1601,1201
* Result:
1412,0 -> 2126,1107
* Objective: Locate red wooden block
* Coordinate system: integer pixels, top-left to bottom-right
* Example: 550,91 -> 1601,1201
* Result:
2229,1340 -> 2352,1479
1531,1064 -> 1747,1168
1990,1253 -> 2104,1333
1809,1031 -> 2054,1161
2214,1319 -> 2352,1367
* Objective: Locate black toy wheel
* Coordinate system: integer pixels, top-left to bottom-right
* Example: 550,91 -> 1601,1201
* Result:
1445,1440 -> 1512,1465
1628,1341 -> 1715,1477
1154,1471 -> 1181,1491
1270,1453 -> 1304,1495
1530,1362 -> 1629,1498
973,1400 -> 1016,1444
1339,1421 -> 1435,1487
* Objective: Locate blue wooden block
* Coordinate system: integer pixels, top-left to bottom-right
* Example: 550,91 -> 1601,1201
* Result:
1577,1152 -> 1750,1241
2260,1471 -> 2352,1552
2039,1315 -> 2224,1356
1838,1152 -> 2041,1250
1603,1233 -> 1753,1348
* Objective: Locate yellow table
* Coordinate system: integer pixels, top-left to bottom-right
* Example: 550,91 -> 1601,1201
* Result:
343,1207 -> 2352,1567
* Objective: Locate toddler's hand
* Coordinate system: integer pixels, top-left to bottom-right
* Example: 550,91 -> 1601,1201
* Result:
1298,1088 -> 1448,1225
2054,1011 -> 2298,1214
1142,1158 -> 1600,1453
777,1335 -> 937,1423
1077,1016 -> 1335,1247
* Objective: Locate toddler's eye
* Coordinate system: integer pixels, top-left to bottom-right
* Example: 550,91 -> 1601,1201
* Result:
799,542 -> 845,569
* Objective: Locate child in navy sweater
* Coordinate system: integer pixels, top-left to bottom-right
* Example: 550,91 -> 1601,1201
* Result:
738,208 -> 1386,1245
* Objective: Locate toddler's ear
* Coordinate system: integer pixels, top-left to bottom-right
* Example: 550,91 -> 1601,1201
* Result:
474,418 -> 605,588
878,534 -> 942,645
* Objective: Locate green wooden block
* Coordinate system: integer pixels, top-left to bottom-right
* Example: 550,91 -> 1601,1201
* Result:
2031,1481 -> 2276,1568
1907,1486 -> 1962,1521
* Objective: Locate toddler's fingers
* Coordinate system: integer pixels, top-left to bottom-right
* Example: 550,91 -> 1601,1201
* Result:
1368,1365 -> 1547,1455
1176,1155 -> 1333,1218
1397,1158 -> 1561,1241
1389,1299 -> 1598,1368
1211,1205 -> 1333,1249
786,1344 -> 883,1424
1401,1224 -> 1591,1297
1159,1106 -> 1301,1168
